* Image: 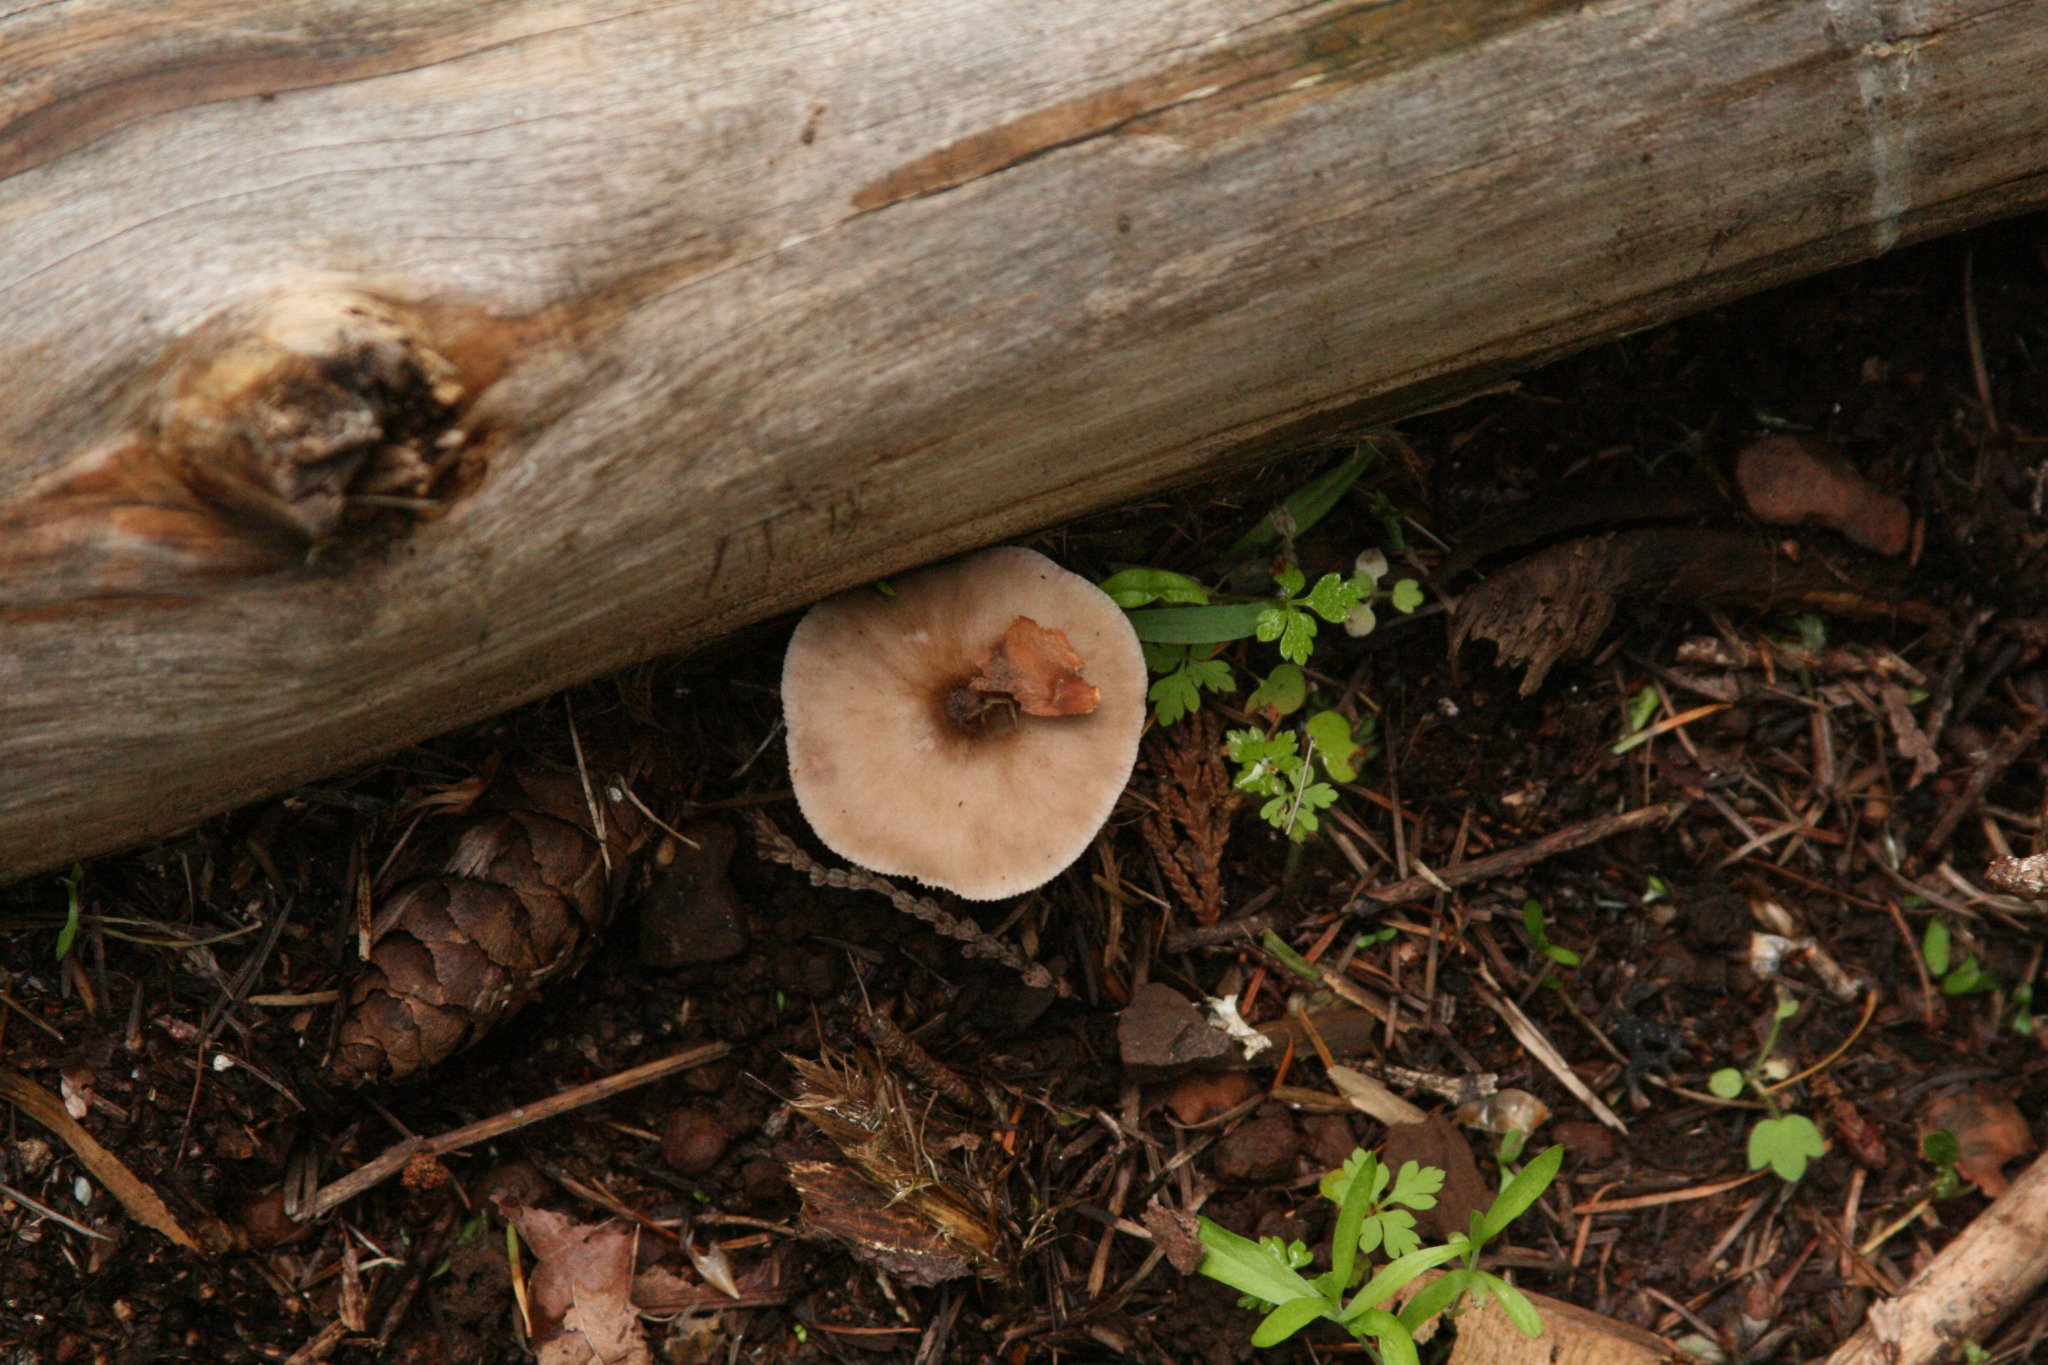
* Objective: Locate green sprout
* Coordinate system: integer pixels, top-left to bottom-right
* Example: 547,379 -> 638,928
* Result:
1196,1145 -> 1560,1357
1921,1129 -> 1964,1200
1099,448 -> 1419,846
1518,899 -> 1581,970
1922,919 -> 2000,997
55,863 -> 84,962
1226,728 -> 1338,841
1707,992 -> 1826,1182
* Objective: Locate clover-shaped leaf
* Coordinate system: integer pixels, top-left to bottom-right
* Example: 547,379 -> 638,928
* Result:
1749,1114 -> 1825,1182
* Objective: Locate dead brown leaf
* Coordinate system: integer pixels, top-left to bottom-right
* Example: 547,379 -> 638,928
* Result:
969,616 -> 1101,717
506,1205 -> 651,1365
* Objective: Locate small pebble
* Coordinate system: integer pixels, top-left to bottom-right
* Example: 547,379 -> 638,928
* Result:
660,1108 -> 731,1176
234,1190 -> 308,1251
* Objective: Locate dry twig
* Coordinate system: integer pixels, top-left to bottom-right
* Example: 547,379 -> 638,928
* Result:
1351,804 -> 1683,910
1827,1148 -> 2048,1365
305,1041 -> 730,1218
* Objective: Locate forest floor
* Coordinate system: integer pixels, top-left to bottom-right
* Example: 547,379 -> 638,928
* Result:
3,215 -> 2047,1365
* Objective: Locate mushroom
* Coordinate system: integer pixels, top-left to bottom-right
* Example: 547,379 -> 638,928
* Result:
782,546 -> 1146,900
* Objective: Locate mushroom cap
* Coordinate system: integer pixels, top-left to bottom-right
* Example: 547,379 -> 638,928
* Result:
782,546 -> 1147,900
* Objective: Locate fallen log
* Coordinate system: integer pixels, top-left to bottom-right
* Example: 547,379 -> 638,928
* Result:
1826,1147 -> 2048,1365
4,0 -> 2047,876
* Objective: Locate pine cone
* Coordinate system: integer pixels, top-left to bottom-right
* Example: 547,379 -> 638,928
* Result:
330,763 -> 643,1083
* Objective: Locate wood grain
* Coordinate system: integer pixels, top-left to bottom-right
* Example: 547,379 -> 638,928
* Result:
4,0 -> 2047,876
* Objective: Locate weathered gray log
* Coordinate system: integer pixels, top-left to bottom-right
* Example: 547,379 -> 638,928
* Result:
2,0 -> 2046,878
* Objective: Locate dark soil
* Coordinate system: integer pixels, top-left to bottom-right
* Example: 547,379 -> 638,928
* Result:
5,216 -> 2048,1364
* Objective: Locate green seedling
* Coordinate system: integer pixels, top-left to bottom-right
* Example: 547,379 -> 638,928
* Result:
1922,1129 -> 1964,1200
1224,441 -> 1381,561
1519,899 -> 1581,970
1142,643 -> 1236,726
1103,450 -> 1418,847
1226,728 -> 1338,841
1707,992 -> 1826,1182
54,863 -> 84,962
1261,929 -> 1323,984
1196,1145 -> 1560,1358
1921,919 -> 2000,997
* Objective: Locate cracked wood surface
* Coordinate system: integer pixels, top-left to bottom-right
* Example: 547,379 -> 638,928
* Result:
3,0 -> 2047,875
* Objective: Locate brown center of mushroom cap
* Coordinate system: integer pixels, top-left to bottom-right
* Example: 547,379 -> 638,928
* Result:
939,616 -> 1101,734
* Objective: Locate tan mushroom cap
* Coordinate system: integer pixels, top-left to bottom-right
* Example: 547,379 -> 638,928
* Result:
782,546 -> 1147,900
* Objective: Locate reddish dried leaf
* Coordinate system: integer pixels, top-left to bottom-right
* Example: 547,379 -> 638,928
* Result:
1735,434 -> 1911,556
969,616 -> 1101,716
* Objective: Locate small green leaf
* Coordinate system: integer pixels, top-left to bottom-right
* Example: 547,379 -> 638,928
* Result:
1148,670 -> 1201,727
1774,995 -> 1800,1021
1260,930 -> 1322,984
1251,1297 -> 1331,1348
1390,579 -> 1425,613
1304,572 -> 1367,624
1475,1145 -> 1563,1246
1195,1217 -> 1322,1307
1922,919 -> 1952,976
1624,686 -> 1661,735
1941,955 -> 1997,997
1274,564 -> 1306,599
1351,1309 -> 1422,1365
1098,567 -> 1210,608
1306,710 -> 1364,782
1142,641 -> 1188,673
1321,1149 -> 1374,1206
1748,1114 -> 1826,1182
1341,1243 -> 1465,1318
1396,1268 -> 1473,1333
1247,664 -> 1308,717
1225,442 -> 1380,560
1327,1150 -> 1376,1289
1372,1207 -> 1421,1260
1921,1129 -> 1960,1168
1387,1161 -> 1444,1212
1484,1275 -> 1546,1338
1278,609 -> 1317,665
1127,603 -> 1272,644
54,863 -> 84,962
1708,1068 -> 1746,1100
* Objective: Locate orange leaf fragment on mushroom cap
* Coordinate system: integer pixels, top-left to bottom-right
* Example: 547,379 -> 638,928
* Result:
969,616 -> 1101,717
